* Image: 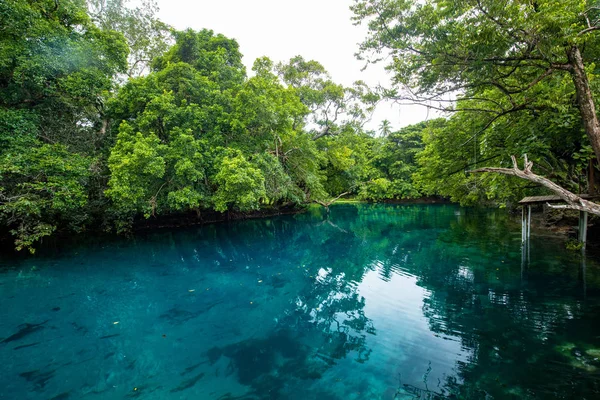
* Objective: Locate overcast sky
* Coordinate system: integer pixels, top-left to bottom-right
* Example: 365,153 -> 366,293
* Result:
157,0 -> 439,131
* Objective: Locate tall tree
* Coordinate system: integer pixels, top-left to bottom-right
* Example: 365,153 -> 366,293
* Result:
152,28 -> 246,89
378,119 -> 392,137
0,0 -> 128,251
105,32 -> 329,228
88,0 -> 172,78
352,0 -> 600,214
276,56 -> 378,141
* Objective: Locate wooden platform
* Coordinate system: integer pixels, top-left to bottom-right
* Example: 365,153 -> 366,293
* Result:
518,194 -> 592,246
519,194 -> 597,205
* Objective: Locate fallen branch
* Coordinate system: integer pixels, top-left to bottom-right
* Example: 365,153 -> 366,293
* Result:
470,155 -> 600,216
314,192 -> 350,213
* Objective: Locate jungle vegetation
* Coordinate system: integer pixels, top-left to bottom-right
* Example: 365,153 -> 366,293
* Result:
1,0 -> 599,252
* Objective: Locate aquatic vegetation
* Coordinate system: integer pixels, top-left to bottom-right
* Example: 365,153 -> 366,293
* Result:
566,239 -> 584,251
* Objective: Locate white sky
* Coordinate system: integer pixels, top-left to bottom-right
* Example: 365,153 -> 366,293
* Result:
157,0 -> 439,131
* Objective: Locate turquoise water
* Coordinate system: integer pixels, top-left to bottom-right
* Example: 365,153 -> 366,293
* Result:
1,204 -> 600,399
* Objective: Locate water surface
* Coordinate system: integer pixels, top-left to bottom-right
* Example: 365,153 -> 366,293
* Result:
1,204 -> 600,399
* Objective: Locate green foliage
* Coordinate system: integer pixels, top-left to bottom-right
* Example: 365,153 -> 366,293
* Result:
352,0 -> 600,206
105,55 -> 231,223
412,94 -> 587,206
0,0 -> 128,152
0,1 -> 407,253
282,130 -> 328,201
106,121 -> 208,218
153,28 -> 246,89
358,178 -> 393,201
252,154 -> 303,204
565,239 -> 584,251
8,0 -> 597,252
105,32 -> 333,230
276,56 -> 378,140
319,128 -> 368,195
352,0 -> 599,97
106,123 -> 166,217
0,143 -> 91,252
0,0 -> 127,251
213,153 -> 266,212
330,122 -> 426,201
88,0 -> 173,77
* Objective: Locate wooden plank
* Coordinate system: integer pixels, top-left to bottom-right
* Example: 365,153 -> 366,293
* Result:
519,194 -> 598,205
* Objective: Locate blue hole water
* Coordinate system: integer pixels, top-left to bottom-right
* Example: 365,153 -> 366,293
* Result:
1,204 -> 600,399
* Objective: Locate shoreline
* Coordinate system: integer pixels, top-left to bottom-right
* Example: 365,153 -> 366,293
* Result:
3,199 -> 597,257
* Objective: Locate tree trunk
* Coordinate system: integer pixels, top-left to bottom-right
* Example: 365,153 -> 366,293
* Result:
469,47 -> 600,217
589,158 -> 596,195
313,192 -> 350,211
567,45 -> 600,164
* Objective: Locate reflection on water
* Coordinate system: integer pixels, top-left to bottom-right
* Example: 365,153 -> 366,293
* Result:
1,204 -> 600,399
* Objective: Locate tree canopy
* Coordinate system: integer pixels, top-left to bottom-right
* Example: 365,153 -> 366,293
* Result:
0,1 -> 411,252
353,0 -> 600,211
0,0 -> 128,251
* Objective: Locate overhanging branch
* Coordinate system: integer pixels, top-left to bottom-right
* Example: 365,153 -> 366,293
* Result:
470,155 -> 600,216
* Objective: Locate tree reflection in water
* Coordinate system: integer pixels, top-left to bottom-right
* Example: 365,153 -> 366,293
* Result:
2,204 -> 600,399
170,204 -> 600,399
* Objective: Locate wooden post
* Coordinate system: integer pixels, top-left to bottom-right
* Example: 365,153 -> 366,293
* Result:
521,218 -> 530,279
521,206 -> 526,242
521,244 -> 524,279
527,205 -> 532,239
579,211 -> 588,247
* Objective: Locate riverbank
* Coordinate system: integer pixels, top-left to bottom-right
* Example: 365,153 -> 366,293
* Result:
0,197 -> 455,254
132,204 -> 305,231
0,204 -> 307,257
2,197 -> 594,256
334,196 -> 451,205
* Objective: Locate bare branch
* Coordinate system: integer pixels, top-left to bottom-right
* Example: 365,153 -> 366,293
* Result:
579,26 -> 600,36
471,155 -> 600,215
388,99 -> 501,115
314,192 -> 350,208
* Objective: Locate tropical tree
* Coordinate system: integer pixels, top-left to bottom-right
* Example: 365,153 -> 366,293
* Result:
0,0 -> 128,251
359,121 -> 428,200
105,29 -> 244,224
88,0 -> 173,78
352,0 -> 600,214
378,119 -> 392,137
276,56 -> 379,141
105,31 -> 334,229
